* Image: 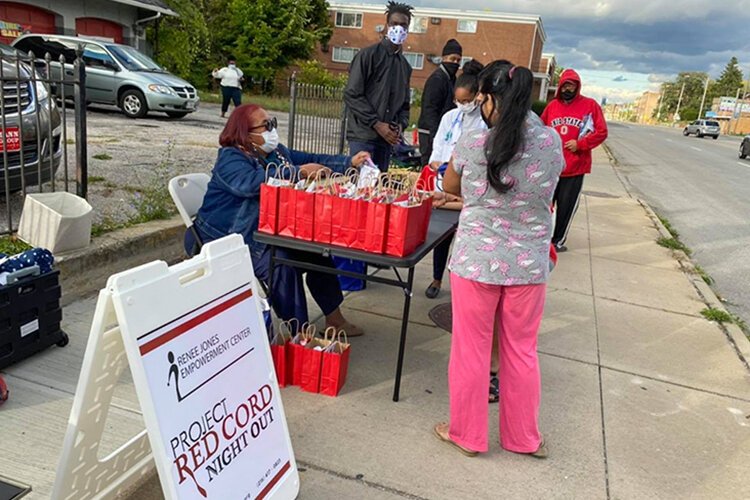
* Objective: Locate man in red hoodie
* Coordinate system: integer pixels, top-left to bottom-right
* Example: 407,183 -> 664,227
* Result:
541,69 -> 608,251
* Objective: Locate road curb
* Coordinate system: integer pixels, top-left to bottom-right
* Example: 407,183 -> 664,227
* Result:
56,216 -> 186,306
605,145 -> 750,369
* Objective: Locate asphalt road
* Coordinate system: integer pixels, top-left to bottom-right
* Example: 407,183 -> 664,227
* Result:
605,122 -> 750,325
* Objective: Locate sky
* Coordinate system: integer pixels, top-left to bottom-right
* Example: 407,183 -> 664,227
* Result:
363,0 -> 750,103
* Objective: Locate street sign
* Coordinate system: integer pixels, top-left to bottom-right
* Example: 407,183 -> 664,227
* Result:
53,235 -> 299,500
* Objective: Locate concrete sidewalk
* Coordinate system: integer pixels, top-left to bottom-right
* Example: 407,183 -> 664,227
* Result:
1,148 -> 749,499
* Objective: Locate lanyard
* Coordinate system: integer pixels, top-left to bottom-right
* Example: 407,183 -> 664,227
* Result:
444,112 -> 465,143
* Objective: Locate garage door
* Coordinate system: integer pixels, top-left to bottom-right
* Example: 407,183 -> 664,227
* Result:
76,18 -> 123,44
0,2 -> 56,44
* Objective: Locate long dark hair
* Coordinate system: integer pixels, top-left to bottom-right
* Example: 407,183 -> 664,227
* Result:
478,60 -> 533,193
455,59 -> 484,94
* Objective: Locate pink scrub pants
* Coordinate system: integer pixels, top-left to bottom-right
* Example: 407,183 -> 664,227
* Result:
448,273 -> 546,453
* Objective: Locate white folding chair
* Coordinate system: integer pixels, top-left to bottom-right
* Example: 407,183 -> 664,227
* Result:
168,173 -> 210,251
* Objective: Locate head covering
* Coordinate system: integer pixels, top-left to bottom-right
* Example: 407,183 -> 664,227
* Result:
555,69 -> 581,100
442,39 -> 462,57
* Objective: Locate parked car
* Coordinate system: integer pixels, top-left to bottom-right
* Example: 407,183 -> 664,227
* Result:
683,119 -> 721,139
12,34 -> 199,119
740,136 -> 750,160
0,43 -> 62,193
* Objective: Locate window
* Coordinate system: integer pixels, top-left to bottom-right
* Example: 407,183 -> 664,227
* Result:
82,43 -> 117,70
332,46 -> 359,64
457,19 -> 478,33
107,45 -> 162,71
460,56 -> 473,68
335,12 -> 363,28
403,52 -> 424,70
409,16 -> 428,33
706,121 -> 720,127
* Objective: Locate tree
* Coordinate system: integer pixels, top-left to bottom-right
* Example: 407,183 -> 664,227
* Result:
552,66 -> 564,86
654,72 -> 709,121
217,0 -> 332,83
149,0 -> 211,86
712,56 -> 744,98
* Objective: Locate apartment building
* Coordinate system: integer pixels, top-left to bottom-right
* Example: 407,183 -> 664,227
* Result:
315,2 -> 551,99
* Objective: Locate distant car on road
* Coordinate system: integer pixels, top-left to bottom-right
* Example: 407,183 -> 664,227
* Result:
683,119 -> 721,139
12,34 -> 199,120
740,136 -> 750,159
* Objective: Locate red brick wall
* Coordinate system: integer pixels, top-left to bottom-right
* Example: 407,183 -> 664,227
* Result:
315,11 -> 541,89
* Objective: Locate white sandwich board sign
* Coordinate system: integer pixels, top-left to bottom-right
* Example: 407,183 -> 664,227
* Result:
53,234 -> 299,500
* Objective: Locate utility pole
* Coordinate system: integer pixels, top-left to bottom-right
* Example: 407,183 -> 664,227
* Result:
674,82 -> 686,123
698,76 -> 710,119
732,87 -> 742,135
656,88 -> 666,122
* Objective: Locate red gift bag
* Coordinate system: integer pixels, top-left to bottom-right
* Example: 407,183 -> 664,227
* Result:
363,200 -> 390,253
277,185 -> 297,237
270,320 -> 297,387
320,330 -> 351,397
287,323 -> 314,386
349,198 -> 369,250
294,189 -> 316,241
385,198 -> 432,257
299,327 -> 335,394
258,182 -> 280,234
313,192 -> 335,244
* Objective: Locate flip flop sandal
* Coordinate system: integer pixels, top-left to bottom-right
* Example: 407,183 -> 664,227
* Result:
433,422 -> 478,457
489,373 -> 499,404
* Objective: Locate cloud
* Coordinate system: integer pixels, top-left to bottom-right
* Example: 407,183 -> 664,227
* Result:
613,76 -> 627,82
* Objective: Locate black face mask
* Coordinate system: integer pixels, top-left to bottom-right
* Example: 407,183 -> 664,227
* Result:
443,62 -> 460,77
480,95 -> 495,128
561,90 -> 576,101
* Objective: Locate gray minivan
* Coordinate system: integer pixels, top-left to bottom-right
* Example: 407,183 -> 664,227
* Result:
12,34 -> 199,119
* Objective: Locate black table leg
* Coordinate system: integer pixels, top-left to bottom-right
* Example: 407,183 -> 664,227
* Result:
392,266 -> 415,402
266,245 -> 276,306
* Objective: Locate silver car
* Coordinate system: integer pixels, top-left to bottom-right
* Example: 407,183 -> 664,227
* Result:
683,119 -> 721,139
0,43 -> 62,193
13,34 -> 199,119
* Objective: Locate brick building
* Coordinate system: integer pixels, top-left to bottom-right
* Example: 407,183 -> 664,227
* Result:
316,2 -> 551,99
634,91 -> 660,124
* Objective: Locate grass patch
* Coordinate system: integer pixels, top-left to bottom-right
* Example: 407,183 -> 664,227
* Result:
0,236 -> 32,255
657,215 -> 679,239
656,236 -> 692,256
198,90 -> 290,113
65,138 -> 75,145
93,153 -> 113,161
701,307 -> 748,330
91,217 -> 131,237
693,264 -> 714,285
89,175 -> 106,184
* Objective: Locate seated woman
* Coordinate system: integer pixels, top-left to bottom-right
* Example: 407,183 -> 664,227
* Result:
185,103 -> 370,335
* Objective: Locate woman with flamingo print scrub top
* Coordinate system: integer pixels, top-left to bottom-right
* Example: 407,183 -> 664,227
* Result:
434,60 -> 563,457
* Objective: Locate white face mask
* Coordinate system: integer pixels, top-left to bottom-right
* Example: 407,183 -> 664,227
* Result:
456,101 -> 478,114
257,129 -> 279,153
387,25 -> 408,45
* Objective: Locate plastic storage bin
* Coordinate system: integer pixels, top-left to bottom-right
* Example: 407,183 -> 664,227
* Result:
17,192 -> 93,253
0,269 -> 68,370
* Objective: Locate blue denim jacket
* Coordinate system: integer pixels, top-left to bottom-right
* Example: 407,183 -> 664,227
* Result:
194,144 -> 352,255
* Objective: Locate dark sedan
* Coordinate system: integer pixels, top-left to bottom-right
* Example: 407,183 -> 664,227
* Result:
740,135 -> 750,160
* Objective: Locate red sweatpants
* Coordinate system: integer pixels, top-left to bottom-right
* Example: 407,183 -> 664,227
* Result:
448,273 -> 546,453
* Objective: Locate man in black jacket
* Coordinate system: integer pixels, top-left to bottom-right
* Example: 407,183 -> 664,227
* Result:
344,1 -> 413,171
417,39 -> 462,165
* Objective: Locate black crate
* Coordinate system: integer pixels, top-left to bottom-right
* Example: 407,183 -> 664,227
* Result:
0,270 -> 68,370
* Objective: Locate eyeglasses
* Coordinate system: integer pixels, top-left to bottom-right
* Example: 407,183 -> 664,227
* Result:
251,117 -> 277,132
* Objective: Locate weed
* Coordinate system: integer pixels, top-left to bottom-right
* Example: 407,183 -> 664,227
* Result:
657,215 -> 679,239
89,175 -> 106,183
93,153 -> 113,161
128,140 -> 177,224
65,138 -> 75,145
693,264 -> 714,285
656,236 -> 692,256
91,216 -> 131,237
0,236 -> 32,255
700,307 -> 748,331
